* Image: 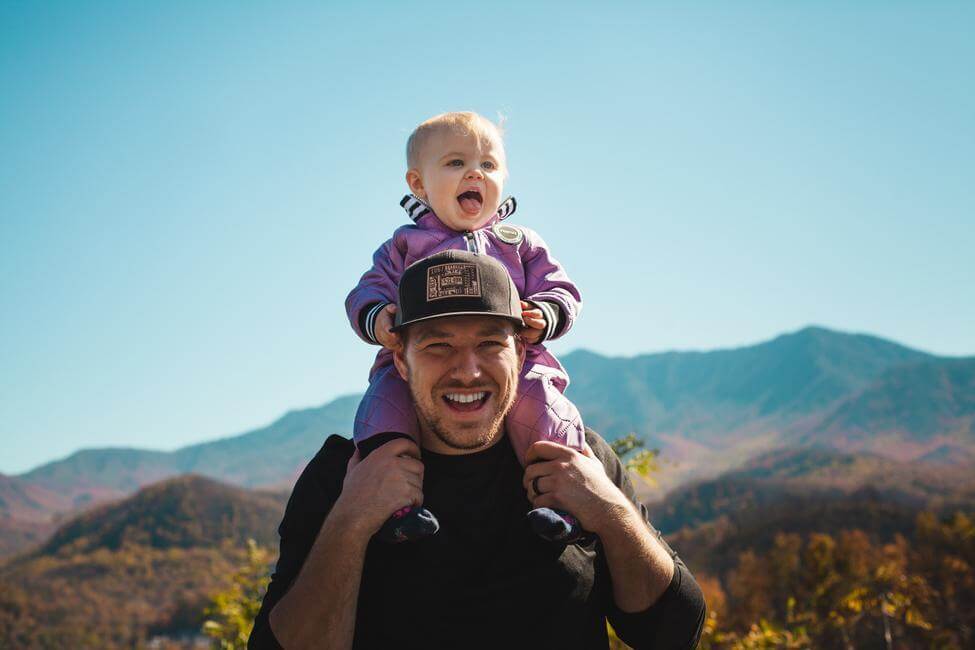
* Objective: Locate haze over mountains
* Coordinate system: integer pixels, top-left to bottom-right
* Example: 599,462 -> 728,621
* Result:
566,326 -> 975,478
2,325 -> 973,559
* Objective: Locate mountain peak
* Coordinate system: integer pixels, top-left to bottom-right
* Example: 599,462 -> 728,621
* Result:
768,324 -> 926,354
34,474 -> 286,558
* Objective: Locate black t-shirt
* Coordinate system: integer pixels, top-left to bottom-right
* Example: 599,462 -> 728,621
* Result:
248,430 -> 706,649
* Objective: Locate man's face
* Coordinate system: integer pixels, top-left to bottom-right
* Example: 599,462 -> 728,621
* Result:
393,315 -> 525,455
406,129 -> 506,232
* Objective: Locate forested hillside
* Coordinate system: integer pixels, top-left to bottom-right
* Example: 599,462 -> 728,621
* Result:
0,476 -> 287,648
2,450 -> 973,648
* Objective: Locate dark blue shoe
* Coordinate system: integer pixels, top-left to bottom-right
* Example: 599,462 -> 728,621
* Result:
527,507 -> 594,544
377,505 -> 440,543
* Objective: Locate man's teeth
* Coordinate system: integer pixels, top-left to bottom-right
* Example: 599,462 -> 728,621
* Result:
445,392 -> 486,404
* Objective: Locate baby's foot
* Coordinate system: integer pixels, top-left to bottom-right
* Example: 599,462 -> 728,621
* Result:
527,507 -> 594,544
377,505 -> 440,543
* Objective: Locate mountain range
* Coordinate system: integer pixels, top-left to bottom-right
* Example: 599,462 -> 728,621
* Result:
2,325 -> 973,559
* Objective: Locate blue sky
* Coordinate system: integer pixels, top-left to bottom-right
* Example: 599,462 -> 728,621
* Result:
2,1 -> 973,474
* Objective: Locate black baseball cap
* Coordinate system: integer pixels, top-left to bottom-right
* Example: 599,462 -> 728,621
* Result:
390,250 -> 524,332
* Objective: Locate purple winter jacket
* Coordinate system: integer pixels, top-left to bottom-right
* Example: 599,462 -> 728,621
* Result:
345,195 -> 583,380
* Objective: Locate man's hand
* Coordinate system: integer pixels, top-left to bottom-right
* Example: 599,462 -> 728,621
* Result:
331,437 -> 425,539
520,300 -> 546,345
522,441 -> 634,534
269,439 -> 424,648
374,304 -> 402,350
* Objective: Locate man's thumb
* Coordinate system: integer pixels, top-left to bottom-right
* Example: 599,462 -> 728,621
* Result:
347,448 -> 362,471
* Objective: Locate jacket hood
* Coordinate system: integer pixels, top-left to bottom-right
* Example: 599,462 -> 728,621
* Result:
399,194 -> 517,232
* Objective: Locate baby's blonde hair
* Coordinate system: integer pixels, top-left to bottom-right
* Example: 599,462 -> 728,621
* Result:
406,111 -> 506,170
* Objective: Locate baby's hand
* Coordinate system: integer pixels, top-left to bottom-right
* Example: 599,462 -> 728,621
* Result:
374,304 -> 402,350
520,301 -> 546,345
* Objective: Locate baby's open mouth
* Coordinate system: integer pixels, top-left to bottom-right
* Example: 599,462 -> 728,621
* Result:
457,190 -> 483,215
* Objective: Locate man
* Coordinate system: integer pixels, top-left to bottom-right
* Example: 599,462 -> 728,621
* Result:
249,251 -> 706,649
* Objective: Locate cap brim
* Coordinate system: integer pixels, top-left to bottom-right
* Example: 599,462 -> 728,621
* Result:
390,311 -> 525,333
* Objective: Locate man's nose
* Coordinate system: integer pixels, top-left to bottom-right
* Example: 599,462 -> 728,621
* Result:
450,348 -> 483,383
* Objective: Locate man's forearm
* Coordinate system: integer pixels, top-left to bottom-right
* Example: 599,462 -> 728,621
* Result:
596,501 -> 675,613
269,506 -> 371,648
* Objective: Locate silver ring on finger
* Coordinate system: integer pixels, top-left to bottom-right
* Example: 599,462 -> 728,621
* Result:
532,476 -> 543,497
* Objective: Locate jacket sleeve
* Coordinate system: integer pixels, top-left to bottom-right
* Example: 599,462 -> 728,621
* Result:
345,230 -> 409,344
247,436 -> 354,649
519,227 -> 582,341
586,430 -> 707,650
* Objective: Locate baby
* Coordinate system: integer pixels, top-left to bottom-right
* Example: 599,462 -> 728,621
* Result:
346,111 -> 587,544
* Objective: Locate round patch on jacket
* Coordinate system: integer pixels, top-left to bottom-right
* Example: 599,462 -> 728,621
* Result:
492,223 -> 524,245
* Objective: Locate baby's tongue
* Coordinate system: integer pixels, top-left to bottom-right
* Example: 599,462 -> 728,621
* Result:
459,196 -> 482,215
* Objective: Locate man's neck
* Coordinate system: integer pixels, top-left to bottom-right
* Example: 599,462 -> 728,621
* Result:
418,424 -> 506,456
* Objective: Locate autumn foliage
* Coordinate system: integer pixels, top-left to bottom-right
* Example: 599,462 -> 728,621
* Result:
695,511 -> 974,649
1,446 -> 972,649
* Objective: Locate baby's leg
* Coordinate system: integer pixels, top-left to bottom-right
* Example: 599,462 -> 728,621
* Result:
354,365 -> 420,449
353,365 -> 438,543
506,363 -> 591,544
505,363 -> 586,463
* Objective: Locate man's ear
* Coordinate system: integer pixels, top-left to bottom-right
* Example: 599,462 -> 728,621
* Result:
515,332 -> 526,366
405,169 -> 426,198
392,343 -> 410,382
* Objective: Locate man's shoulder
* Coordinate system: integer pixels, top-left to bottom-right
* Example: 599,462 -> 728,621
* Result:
273,435 -> 354,540
290,435 -> 354,500
584,428 -> 615,461
583,428 -> 628,487
312,434 -> 355,468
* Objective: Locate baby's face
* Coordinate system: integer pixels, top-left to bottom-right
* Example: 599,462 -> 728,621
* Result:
407,130 -> 506,232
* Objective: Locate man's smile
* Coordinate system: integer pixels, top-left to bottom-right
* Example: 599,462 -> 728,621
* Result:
440,389 -> 492,413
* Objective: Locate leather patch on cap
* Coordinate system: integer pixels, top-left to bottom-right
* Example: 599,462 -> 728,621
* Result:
426,263 -> 481,301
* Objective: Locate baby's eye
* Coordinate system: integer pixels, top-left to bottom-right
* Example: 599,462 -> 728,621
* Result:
481,161 -> 497,171
447,159 -> 464,167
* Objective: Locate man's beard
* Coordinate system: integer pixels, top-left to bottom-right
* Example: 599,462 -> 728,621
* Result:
408,375 -> 515,452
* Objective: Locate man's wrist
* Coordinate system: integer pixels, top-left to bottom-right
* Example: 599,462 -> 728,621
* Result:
589,493 -> 641,537
327,496 -> 378,544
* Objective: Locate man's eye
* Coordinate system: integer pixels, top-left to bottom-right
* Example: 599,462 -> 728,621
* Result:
480,340 -> 504,349
425,343 -> 450,350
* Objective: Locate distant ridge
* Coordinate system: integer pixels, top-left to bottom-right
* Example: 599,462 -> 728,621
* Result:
563,325 -> 932,441
4,325 -> 973,559
649,445 -> 975,536
800,357 -> 975,458
0,396 -> 356,559
20,394 -> 360,493
0,473 -> 63,557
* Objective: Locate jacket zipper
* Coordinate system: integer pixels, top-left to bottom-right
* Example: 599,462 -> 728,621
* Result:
464,231 -> 479,254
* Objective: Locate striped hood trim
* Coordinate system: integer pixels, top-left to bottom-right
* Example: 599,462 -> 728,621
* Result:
400,194 -> 432,222
400,195 -> 517,223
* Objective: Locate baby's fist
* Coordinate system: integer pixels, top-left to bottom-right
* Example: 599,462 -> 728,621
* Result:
374,304 -> 401,350
520,300 -> 546,345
